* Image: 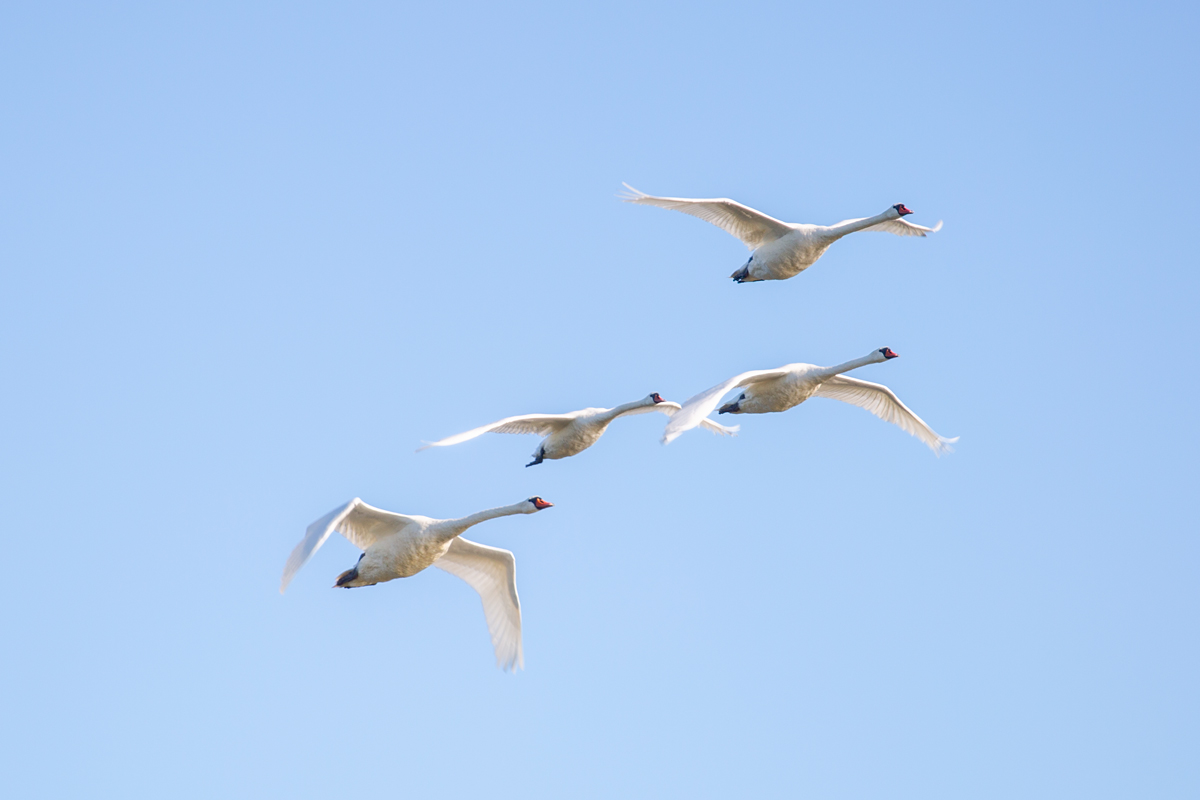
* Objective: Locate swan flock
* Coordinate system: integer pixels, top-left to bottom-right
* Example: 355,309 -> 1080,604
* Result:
281,184 -> 955,670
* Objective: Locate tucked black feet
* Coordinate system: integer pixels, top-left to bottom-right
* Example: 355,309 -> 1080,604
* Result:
334,566 -> 359,587
731,266 -> 750,283
719,401 -> 740,414
525,454 -> 544,467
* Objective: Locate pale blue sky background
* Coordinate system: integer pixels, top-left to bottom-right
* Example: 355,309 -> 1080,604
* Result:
2,1 -> 1198,797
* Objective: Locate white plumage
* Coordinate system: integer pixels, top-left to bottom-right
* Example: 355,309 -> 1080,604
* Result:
419,393 -> 737,466
280,496 -> 554,671
621,184 -> 941,282
663,348 -> 957,456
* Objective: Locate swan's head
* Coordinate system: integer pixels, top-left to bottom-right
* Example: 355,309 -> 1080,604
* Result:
878,347 -> 899,360
649,393 -> 665,404
526,496 -> 554,512
892,204 -> 913,217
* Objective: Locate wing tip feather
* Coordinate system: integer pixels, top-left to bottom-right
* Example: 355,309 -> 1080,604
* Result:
931,435 -> 959,456
618,181 -> 648,202
495,639 -> 524,672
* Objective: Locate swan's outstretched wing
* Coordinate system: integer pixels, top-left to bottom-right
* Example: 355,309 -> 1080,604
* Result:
813,375 -> 958,456
618,401 -> 740,437
280,499 -> 421,593
620,183 -> 793,250
434,537 -> 523,671
832,216 -> 943,237
662,368 -> 794,444
417,413 -> 576,451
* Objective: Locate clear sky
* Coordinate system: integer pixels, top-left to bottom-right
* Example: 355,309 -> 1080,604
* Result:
2,1 -> 1198,797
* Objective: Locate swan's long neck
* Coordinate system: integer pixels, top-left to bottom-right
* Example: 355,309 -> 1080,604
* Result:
813,352 -> 883,380
598,399 -> 652,424
447,502 -> 528,533
826,210 -> 889,239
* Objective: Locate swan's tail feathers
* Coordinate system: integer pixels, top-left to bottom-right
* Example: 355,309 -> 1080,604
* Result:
618,182 -> 649,202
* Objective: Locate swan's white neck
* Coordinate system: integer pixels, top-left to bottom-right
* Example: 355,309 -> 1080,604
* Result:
599,397 -> 656,423
814,350 -> 886,380
827,209 -> 892,239
449,502 -> 531,531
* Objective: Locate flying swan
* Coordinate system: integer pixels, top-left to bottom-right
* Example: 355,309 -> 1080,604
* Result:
620,184 -> 941,283
418,393 -> 738,466
280,496 -> 555,671
662,348 -> 958,455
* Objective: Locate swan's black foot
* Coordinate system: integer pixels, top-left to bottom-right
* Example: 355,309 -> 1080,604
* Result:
730,266 -> 750,283
718,401 -> 740,414
334,565 -> 359,588
525,454 -> 544,467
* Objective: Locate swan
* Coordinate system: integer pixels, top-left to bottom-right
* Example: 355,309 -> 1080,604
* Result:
418,392 -> 738,466
620,184 -> 942,283
662,348 -> 958,455
279,496 -> 555,671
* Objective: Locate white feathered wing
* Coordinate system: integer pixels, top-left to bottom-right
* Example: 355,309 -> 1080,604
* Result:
434,537 -> 524,671
662,368 -> 795,444
812,375 -> 958,455
617,401 -> 739,437
280,499 -> 422,593
619,184 -> 793,250
417,414 -> 575,451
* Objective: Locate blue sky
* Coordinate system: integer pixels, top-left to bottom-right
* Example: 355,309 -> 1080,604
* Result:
2,1 -> 1198,797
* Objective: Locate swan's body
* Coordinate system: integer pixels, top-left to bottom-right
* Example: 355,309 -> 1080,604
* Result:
280,496 -> 554,670
662,348 -> 958,455
418,393 -> 737,466
620,184 -> 941,282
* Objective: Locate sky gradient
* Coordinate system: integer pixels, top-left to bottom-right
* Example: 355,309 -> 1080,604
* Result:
2,1 -> 1198,798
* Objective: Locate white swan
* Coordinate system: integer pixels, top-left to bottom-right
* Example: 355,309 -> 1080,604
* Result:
662,348 -> 958,455
418,393 -> 738,466
280,496 -> 555,670
620,184 -> 942,282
